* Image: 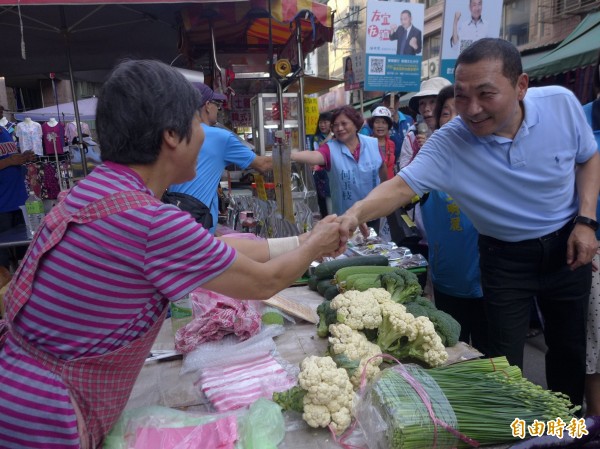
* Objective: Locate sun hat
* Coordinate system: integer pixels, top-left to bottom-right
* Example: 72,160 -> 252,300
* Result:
369,106 -> 393,128
192,82 -> 227,107
408,77 -> 452,113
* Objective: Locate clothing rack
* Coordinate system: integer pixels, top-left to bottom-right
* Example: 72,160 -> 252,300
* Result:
24,154 -> 73,199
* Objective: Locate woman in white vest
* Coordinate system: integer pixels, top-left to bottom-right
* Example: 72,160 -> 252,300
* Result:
292,105 -> 387,232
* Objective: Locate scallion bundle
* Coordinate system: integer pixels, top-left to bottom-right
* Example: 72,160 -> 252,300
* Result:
358,357 -> 579,449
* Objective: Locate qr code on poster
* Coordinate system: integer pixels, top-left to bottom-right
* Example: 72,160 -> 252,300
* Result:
368,56 -> 386,75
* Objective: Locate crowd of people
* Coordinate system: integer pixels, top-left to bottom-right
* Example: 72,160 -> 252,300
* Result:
0,38 -> 598,447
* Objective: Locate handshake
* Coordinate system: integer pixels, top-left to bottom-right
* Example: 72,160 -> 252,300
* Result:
300,212 -> 367,260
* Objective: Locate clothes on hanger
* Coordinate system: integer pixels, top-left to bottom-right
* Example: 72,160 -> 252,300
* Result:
42,120 -> 66,155
24,154 -> 72,200
65,121 -> 91,145
15,119 -> 43,155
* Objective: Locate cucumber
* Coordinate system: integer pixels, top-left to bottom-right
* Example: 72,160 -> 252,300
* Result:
314,255 -> 389,280
307,275 -> 320,291
324,285 -> 340,301
316,278 -> 334,295
335,265 -> 401,284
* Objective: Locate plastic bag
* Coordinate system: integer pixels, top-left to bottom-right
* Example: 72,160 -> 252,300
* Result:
104,400 -> 285,449
132,415 -> 237,449
353,364 -> 458,449
196,351 -> 297,412
103,406 -> 219,449
174,288 -> 261,353
181,324 -> 285,375
237,398 -> 285,449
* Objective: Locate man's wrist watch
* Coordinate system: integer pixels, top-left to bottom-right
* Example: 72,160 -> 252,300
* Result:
573,215 -> 599,232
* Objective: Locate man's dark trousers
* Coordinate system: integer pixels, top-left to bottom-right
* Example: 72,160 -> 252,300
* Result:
478,221 -> 590,407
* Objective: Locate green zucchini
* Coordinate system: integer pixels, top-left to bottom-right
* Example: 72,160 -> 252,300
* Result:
316,278 -> 334,295
314,255 -> 389,280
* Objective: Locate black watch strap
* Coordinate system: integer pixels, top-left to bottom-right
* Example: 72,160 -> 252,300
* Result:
573,215 -> 599,231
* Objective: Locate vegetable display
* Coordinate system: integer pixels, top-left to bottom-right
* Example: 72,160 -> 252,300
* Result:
426,358 -> 579,448
328,323 -> 382,388
313,255 -> 389,280
376,296 -> 448,367
359,364 -> 459,449
356,357 -> 580,449
272,356 -> 354,434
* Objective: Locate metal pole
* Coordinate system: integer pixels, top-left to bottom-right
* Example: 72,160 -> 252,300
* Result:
60,6 -> 88,177
295,18 -> 306,151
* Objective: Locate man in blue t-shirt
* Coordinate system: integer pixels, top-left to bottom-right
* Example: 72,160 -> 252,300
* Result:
0,107 -> 36,268
168,84 -> 271,234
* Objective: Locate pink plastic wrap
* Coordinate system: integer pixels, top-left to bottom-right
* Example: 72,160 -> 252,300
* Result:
196,352 -> 297,412
132,414 -> 237,449
175,288 -> 261,353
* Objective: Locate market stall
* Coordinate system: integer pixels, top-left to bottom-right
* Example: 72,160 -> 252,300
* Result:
112,231 -> 588,449
127,285 -> 485,449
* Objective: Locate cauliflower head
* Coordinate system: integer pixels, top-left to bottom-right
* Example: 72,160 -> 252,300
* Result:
331,289 -> 382,330
297,356 -> 354,434
376,300 -> 448,367
328,323 -> 382,389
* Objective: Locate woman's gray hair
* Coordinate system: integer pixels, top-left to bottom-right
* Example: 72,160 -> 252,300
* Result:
97,59 -> 202,165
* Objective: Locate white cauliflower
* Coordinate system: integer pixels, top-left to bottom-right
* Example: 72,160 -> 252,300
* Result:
369,287 -> 393,304
328,323 -> 382,389
376,296 -> 448,367
331,289 -> 382,330
297,355 -> 354,434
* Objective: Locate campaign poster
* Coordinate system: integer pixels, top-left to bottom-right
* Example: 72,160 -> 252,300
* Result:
344,54 -> 363,91
440,0 -> 503,81
364,0 -> 424,92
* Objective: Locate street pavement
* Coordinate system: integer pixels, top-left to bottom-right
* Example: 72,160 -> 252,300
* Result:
523,332 -> 548,389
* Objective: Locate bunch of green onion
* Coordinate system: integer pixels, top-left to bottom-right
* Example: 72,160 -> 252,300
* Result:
366,357 -> 579,449
426,357 -> 579,447
370,365 -> 458,449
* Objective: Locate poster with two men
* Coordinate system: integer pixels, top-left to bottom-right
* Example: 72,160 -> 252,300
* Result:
364,0 -> 503,91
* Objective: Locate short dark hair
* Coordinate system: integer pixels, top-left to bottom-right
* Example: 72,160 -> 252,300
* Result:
434,85 -> 455,129
331,105 -> 364,131
97,59 -> 202,165
315,112 -> 333,135
401,9 -> 411,17
455,38 -> 522,86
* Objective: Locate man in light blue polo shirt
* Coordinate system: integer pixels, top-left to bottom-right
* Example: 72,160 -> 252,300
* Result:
338,38 -> 600,408
168,84 -> 271,234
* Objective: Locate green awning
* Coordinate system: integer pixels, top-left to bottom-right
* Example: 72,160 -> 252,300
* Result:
524,11 -> 600,80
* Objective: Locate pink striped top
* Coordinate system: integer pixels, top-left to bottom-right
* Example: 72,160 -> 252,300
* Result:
0,162 -> 236,448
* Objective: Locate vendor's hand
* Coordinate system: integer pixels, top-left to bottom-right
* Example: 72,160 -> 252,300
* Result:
566,225 -> 599,270
307,214 -> 343,258
336,212 -> 365,245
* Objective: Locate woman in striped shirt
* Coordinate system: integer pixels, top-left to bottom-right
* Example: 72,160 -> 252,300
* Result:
0,60 -> 342,449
